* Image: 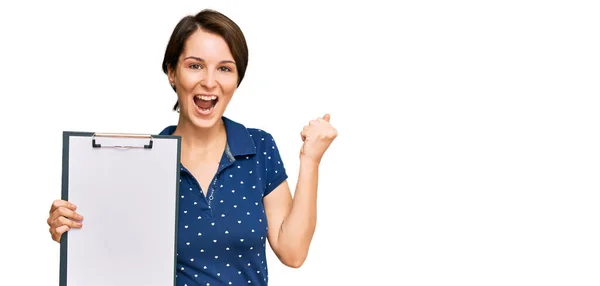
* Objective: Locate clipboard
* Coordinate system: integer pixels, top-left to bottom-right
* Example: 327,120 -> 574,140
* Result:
59,131 -> 181,286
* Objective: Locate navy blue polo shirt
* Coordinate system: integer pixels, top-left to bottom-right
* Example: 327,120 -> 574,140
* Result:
159,116 -> 288,286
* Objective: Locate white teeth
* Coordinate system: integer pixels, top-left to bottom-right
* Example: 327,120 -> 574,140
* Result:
196,95 -> 217,101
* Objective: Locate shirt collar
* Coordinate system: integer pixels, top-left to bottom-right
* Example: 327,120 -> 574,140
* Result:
158,116 -> 256,157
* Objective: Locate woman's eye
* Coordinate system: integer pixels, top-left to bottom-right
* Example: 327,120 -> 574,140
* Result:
190,64 -> 201,69
219,66 -> 232,72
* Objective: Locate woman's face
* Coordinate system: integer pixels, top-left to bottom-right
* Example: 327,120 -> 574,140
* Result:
168,28 -> 238,129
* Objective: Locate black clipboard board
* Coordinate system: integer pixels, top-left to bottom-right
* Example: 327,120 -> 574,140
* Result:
59,131 -> 181,286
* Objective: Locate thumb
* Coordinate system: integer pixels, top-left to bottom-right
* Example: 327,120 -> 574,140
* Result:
323,113 -> 331,122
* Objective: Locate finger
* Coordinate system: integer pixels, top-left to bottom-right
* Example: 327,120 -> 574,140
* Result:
57,216 -> 83,228
323,113 -> 331,122
331,127 -> 339,138
54,216 -> 83,229
50,200 -> 77,213
301,130 -> 308,141
50,206 -> 84,223
48,208 -> 67,227
301,126 -> 310,139
317,118 -> 329,125
50,200 -> 77,214
52,225 -> 70,242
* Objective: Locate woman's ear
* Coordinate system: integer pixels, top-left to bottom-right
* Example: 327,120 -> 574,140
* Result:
167,65 -> 176,86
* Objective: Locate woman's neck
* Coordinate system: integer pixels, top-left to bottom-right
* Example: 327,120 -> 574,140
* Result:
172,117 -> 227,155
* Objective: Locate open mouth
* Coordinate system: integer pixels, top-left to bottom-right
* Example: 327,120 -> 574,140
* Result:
193,94 -> 219,113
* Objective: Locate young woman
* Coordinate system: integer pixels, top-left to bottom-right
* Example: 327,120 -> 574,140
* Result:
46,8 -> 337,286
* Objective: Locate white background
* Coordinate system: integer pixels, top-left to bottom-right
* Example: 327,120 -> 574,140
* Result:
1,0 -> 599,285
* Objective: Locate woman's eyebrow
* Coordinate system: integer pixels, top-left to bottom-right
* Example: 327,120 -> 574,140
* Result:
184,56 -> 235,64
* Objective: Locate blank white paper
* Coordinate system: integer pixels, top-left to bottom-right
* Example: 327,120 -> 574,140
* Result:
63,134 -> 179,286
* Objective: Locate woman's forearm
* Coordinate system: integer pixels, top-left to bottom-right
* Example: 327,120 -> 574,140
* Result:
277,158 -> 320,266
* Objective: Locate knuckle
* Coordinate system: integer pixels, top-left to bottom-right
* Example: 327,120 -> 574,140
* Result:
63,219 -> 73,227
57,216 -> 68,225
56,225 -> 69,234
50,217 -> 60,227
59,207 -> 74,217
52,200 -> 62,208
55,207 -> 66,217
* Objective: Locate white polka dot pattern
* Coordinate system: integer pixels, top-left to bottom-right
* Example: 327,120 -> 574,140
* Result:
159,117 -> 288,286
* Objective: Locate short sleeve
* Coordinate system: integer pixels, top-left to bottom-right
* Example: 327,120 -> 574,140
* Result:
263,133 -> 288,196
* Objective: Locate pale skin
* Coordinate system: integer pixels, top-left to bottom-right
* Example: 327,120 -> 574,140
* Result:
47,28 -> 337,268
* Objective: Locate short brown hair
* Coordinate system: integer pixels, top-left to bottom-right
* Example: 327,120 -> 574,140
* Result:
162,9 -> 249,111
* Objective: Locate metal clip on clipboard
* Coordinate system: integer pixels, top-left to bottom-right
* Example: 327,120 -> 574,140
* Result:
91,133 -> 154,149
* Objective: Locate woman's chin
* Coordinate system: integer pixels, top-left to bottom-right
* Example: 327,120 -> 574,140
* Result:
191,117 -> 220,129
189,107 -> 222,129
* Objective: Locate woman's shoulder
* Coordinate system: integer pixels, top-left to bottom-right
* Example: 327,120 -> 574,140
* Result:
246,127 -> 276,140
223,116 -> 279,143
